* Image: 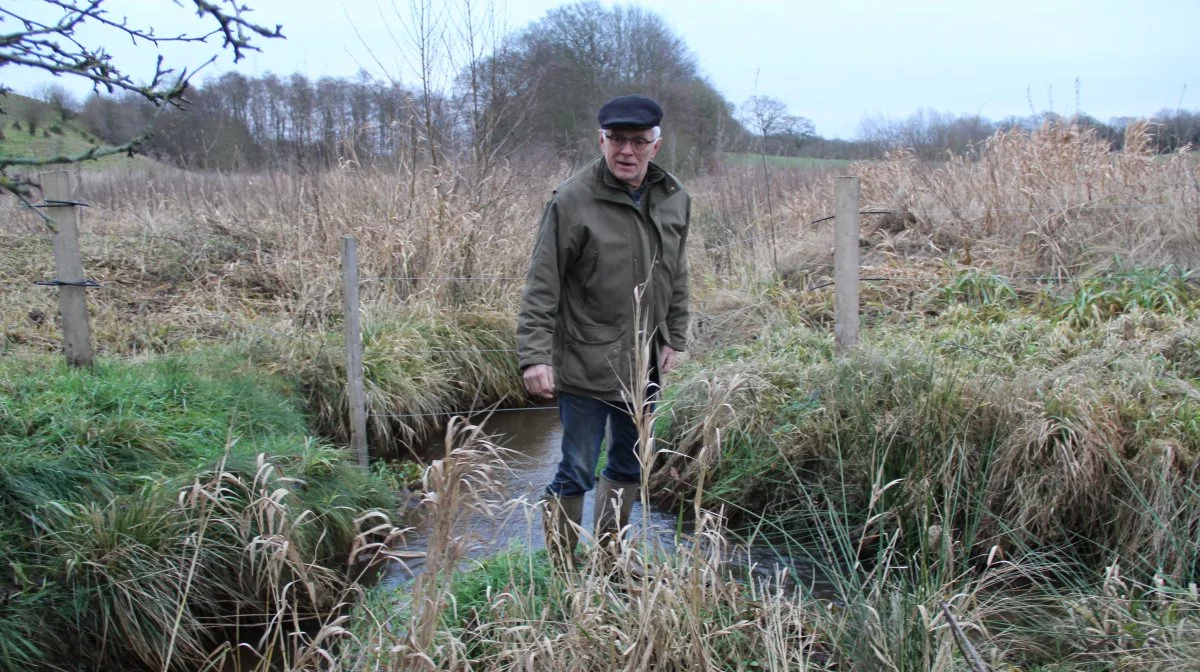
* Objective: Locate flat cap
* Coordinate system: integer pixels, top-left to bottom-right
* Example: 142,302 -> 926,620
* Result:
598,95 -> 663,129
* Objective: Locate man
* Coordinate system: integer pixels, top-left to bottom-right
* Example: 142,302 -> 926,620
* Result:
516,94 -> 691,571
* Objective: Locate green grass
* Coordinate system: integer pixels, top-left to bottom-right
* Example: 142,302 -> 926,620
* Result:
1055,266 -> 1195,328
0,349 -> 397,670
641,267 -> 1200,669
721,152 -> 852,170
0,92 -> 143,171
435,549 -> 556,662
277,309 -> 525,456
655,268 -> 1200,574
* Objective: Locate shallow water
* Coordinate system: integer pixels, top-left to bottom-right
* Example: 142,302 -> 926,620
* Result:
378,406 -> 811,590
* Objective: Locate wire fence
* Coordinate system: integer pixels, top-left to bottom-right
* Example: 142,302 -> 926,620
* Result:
10,207 -> 1195,301
365,276 -> 525,283
7,193 -> 1199,438
371,406 -> 559,421
4,199 -> 1190,245
10,199 -> 1197,315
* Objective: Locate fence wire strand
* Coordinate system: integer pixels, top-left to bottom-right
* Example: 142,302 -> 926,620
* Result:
371,406 -> 558,421
366,276 -> 525,283
8,198 -> 1198,423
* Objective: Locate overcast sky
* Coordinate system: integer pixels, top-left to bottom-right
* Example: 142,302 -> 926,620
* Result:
7,0 -> 1197,138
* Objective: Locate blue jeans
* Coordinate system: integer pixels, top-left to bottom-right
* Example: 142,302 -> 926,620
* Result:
545,392 -> 648,498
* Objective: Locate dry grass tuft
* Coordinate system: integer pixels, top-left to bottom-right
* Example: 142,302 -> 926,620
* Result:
347,416 -> 830,672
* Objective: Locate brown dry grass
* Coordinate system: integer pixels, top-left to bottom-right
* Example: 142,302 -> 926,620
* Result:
3,120 -> 1195,361
3,122 -> 1198,670
856,121 -> 1200,275
1,160 -> 547,359
2,120 -> 1195,465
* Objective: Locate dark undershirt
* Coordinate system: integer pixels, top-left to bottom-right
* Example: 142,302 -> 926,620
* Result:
628,184 -> 646,207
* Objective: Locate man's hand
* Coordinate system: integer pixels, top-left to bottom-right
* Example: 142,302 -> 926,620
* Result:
523,364 -> 556,400
659,345 -> 680,375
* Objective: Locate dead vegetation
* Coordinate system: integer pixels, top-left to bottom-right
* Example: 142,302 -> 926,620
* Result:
1,120 -> 1198,670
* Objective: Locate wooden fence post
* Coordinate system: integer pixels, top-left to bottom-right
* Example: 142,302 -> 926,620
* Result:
342,237 -> 370,470
834,176 -> 861,354
42,170 -> 94,368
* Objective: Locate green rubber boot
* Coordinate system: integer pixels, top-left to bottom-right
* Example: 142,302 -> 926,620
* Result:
542,494 -> 584,573
593,475 -> 639,551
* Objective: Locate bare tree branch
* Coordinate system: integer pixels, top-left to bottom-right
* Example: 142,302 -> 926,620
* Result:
0,0 -> 284,210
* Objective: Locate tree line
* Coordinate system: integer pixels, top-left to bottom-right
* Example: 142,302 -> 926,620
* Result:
855,107 -> 1200,159
62,2 -> 746,175
69,80 -> 1196,174
13,0 -> 1198,173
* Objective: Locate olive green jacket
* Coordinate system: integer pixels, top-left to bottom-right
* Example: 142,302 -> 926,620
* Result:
517,156 -> 690,400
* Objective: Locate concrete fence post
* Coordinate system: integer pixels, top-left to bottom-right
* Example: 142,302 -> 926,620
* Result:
342,236 -> 370,469
834,176 -> 861,354
42,170 -> 94,368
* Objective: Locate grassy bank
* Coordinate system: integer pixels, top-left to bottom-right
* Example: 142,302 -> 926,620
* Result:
653,269 -> 1200,571
0,351 -> 396,671
343,359 -> 1199,670
0,93 -> 143,172
263,310 -> 524,455
337,270 -> 1199,670
361,546 -> 1200,670
643,269 -> 1200,669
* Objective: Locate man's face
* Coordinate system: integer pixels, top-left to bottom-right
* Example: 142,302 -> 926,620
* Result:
600,127 -> 661,188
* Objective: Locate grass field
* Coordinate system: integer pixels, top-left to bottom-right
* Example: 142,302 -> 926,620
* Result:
0,93 -> 143,172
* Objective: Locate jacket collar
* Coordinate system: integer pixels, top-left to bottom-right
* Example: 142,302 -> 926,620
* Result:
596,157 -> 682,205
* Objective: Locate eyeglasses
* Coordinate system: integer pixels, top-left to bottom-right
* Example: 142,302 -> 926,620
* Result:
603,132 -> 656,150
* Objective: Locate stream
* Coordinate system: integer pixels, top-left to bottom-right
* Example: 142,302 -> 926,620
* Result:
377,406 -> 812,591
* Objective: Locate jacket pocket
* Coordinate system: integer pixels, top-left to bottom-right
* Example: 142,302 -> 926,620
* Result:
563,321 -> 623,345
558,324 -> 629,393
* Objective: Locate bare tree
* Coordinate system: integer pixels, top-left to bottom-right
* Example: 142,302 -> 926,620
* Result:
384,0 -> 448,170
0,0 -> 283,198
739,94 -> 814,273
38,84 -> 79,124
446,0 -> 534,180
740,95 -> 814,155
857,108 -> 997,159
18,97 -> 48,136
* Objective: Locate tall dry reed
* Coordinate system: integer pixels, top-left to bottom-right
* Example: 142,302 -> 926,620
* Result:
348,414 -> 828,671
4,122 -> 1194,361
855,121 -> 1200,275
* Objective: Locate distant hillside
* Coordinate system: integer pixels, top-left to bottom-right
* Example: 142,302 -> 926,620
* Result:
0,92 -> 140,170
